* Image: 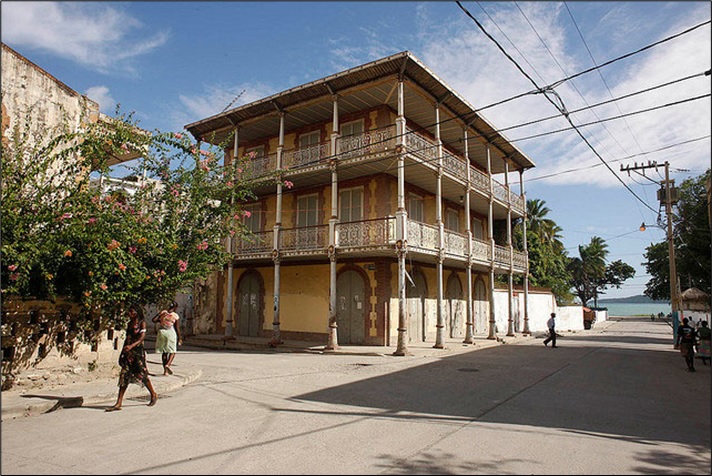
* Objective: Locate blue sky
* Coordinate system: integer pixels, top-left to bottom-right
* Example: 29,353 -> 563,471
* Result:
2,1 -> 710,300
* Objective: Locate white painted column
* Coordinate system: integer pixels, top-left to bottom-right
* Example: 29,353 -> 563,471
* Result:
434,103 -> 445,349
394,78 -> 410,356
520,169 -> 531,335
269,113 -> 285,347
326,94 -> 340,350
225,126 -> 239,338
505,159 -> 515,336
487,144 -> 496,340
463,128 -> 474,344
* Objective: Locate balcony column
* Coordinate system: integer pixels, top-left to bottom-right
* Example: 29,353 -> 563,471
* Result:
487,144 -> 496,340
463,128 -> 474,344
326,94 -> 340,351
520,169 -> 531,335
394,77 -> 410,356
269,112 -> 286,347
225,125 -> 239,338
434,103 -> 445,349
505,159 -> 515,337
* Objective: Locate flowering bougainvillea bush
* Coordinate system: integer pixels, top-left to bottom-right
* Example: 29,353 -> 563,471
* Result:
2,108 -> 280,336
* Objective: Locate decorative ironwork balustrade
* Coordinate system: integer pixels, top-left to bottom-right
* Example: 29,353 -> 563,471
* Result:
337,217 -> 396,248
511,193 -> 525,214
494,244 -> 510,268
404,127 -> 438,163
492,180 -> 509,203
470,166 -> 489,194
471,238 -> 491,262
282,142 -> 331,170
279,225 -> 328,251
512,249 -> 527,270
443,229 -> 468,256
442,150 -> 467,178
234,231 -> 273,256
337,126 -> 396,160
407,221 -> 439,250
241,153 -> 277,180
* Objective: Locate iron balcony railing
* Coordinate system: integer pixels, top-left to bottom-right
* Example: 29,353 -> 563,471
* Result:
232,217 -> 526,272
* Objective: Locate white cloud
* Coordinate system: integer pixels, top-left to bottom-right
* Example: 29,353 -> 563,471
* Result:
414,2 -> 711,188
1,2 -> 169,75
171,82 -> 277,132
85,86 -> 116,114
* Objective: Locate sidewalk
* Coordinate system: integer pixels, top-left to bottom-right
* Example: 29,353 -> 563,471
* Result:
0,329 -> 545,421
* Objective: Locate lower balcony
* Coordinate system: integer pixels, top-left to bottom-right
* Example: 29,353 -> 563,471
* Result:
231,218 -> 526,273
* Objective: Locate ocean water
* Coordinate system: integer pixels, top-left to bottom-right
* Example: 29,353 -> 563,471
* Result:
599,302 -> 671,317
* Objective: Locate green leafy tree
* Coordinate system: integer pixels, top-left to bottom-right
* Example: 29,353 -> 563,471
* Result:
643,169 -> 712,299
2,109 -> 279,335
513,198 -> 573,304
568,236 -> 635,307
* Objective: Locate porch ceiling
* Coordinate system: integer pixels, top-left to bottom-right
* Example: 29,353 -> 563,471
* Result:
185,51 -> 535,175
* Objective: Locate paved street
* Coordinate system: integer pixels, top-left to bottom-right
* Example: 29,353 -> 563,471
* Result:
1,316 -> 710,475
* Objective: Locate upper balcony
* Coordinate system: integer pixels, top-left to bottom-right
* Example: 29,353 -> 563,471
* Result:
240,125 -> 525,216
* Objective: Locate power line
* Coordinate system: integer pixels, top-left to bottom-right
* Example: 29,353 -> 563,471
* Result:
455,1 -> 701,214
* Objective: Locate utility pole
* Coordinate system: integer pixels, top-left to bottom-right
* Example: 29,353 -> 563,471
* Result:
621,160 -> 680,346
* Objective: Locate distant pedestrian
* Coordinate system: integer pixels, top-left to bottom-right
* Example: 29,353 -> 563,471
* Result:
696,320 -> 710,366
106,305 -> 158,411
676,317 -> 699,372
153,301 -> 182,376
543,312 -> 558,348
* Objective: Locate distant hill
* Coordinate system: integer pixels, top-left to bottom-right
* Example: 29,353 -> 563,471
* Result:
598,295 -> 670,304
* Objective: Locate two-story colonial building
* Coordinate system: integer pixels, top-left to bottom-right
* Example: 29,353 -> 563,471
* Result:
185,51 -> 536,354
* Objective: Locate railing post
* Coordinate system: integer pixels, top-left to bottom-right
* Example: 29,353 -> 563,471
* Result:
269,112 -> 285,347
520,169 -> 531,335
326,94 -> 340,350
463,127 -> 475,344
487,143 -> 497,340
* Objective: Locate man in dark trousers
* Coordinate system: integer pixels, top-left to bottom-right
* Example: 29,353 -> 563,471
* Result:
543,312 -> 558,348
676,317 -> 699,372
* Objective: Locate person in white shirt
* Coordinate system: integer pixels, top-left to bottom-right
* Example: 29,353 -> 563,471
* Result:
543,312 -> 558,348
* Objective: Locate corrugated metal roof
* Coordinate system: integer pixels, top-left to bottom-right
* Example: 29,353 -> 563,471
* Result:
185,51 -> 535,171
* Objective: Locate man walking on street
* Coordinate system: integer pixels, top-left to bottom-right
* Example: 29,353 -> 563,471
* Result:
543,312 -> 558,348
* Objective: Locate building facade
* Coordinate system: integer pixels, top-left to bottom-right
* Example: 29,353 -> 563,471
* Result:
185,51 -> 536,352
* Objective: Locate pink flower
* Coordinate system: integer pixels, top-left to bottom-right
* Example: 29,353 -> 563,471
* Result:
229,230 -> 236,236
172,188 -> 180,197
88,217 -> 97,224
64,250 -> 72,257
242,210 -> 252,218
9,273 -> 19,281
59,213 -> 72,221
8,264 -> 17,272
196,240 -> 209,251
226,181 -> 233,187
178,260 -> 188,272
174,133 -> 183,139
284,180 -> 294,189
100,283 -> 108,290
120,143 -> 129,152
129,246 -> 137,254
236,168 -> 243,174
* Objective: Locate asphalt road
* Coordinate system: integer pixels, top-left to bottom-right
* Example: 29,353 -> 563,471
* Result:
1,316 -> 710,475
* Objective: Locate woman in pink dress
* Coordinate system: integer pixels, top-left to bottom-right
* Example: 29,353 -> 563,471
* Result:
152,302 -> 182,375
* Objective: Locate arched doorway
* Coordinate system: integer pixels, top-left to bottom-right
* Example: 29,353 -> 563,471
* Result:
237,271 -> 263,337
407,269 -> 427,343
336,269 -> 367,345
474,278 -> 488,335
447,274 -> 464,338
